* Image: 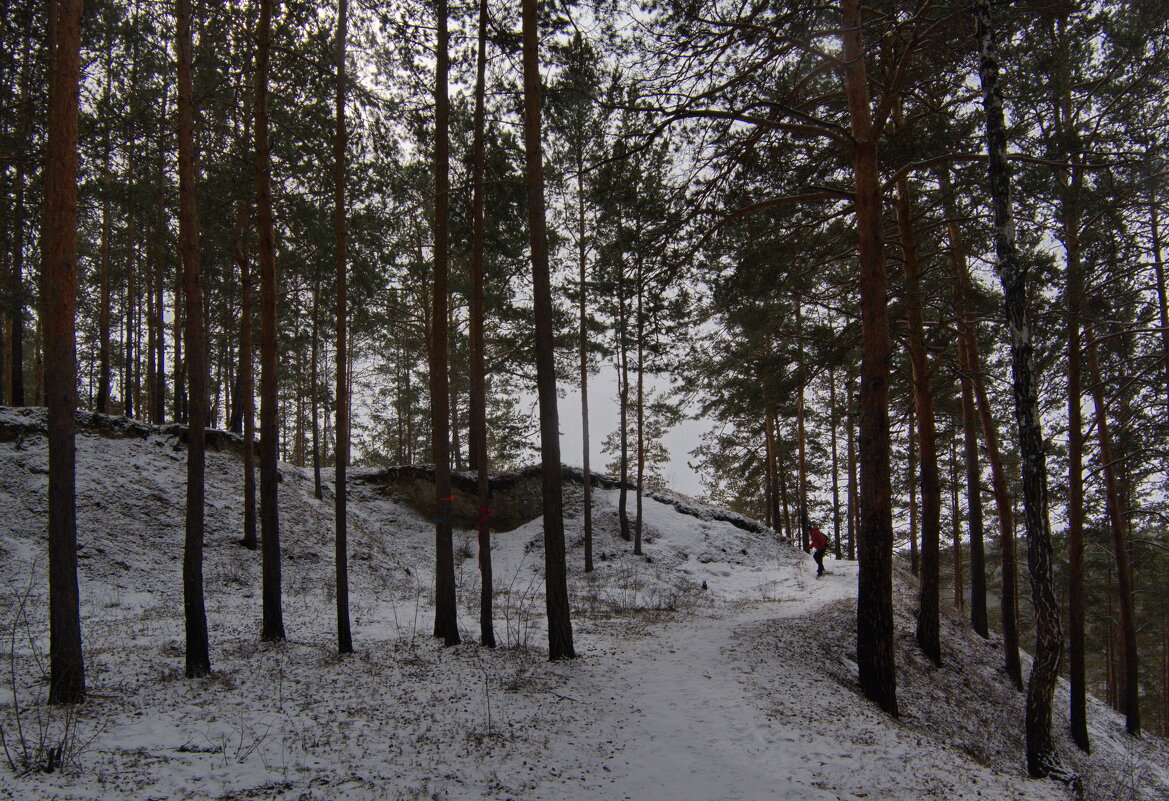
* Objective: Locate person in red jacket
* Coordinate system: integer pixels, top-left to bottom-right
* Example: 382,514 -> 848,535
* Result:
809,524 -> 828,577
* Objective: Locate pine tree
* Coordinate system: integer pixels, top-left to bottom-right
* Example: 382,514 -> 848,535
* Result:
177,0 -> 211,678
522,0 -> 574,661
255,0 -> 285,643
43,0 -> 86,706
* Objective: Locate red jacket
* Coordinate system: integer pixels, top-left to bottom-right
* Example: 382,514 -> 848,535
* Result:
810,526 -> 828,550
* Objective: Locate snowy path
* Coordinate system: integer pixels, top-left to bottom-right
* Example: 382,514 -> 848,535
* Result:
578,599 -> 839,801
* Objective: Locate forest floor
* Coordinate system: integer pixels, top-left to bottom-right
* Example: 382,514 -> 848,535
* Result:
0,406 -> 1166,801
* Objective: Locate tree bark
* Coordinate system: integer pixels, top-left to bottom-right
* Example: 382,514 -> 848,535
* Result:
830,368 -> 841,559
950,417 -> 963,613
975,0 -> 1064,777
765,407 -> 778,533
634,253 -> 645,556
177,0 -> 210,677
310,274 -> 322,499
796,300 -> 809,549
1086,329 -> 1140,735
255,0 -> 284,642
897,177 -> 940,666
469,0 -> 495,645
522,0 -> 574,660
842,0 -> 896,717
431,0 -> 459,646
577,118 -> 593,574
1062,167 -> 1090,752
43,0 -> 85,706
846,379 -> 857,561
958,330 -> 988,637
96,43 -> 113,415
618,276 -> 630,542
907,403 -> 918,575
333,0 -> 353,655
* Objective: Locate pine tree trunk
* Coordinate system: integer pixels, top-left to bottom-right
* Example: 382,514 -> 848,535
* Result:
576,142 -> 594,573
1063,165 -> 1090,752
765,408 -> 778,533
846,379 -> 857,561
634,254 -> 644,556
333,0 -> 353,655
830,368 -> 841,559
958,331 -> 988,636
842,0 -> 896,717
907,403 -> 918,576
469,0 -> 495,644
777,419 -> 793,541
796,300 -> 809,549
177,0 -> 210,677
43,0 -> 85,706
153,153 -> 167,425
897,177 -> 940,666
310,275 -> 322,500
975,0 -> 1064,776
618,283 -> 630,541
1086,330 -> 1140,735
431,0 -> 459,647
96,53 -> 113,414
950,420 -> 963,613
255,0 -> 284,642
522,0 -> 574,660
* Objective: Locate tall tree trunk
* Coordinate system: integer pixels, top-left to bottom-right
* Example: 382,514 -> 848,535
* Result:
172,243 -> 184,423
469,0 -> 495,645
153,146 -> 167,426
634,254 -> 644,556
232,203 -> 258,550
577,124 -> 593,574
43,0 -> 85,706
310,275 -> 322,500
333,0 -> 353,655
796,300 -> 808,549
1063,171 -> 1090,752
830,367 -> 841,559
897,177 -> 940,666
96,51 -> 113,414
522,0 -> 574,660
950,418 -> 963,613
777,419 -> 793,541
431,0 -> 459,647
765,407 -> 778,533
958,330 -> 988,636
1086,329 -> 1140,735
846,378 -> 857,561
907,403 -> 918,575
255,0 -> 284,642
177,0 -> 210,677
975,0 -> 1064,777
127,227 -> 138,419
842,0 -> 896,717
617,281 -> 630,541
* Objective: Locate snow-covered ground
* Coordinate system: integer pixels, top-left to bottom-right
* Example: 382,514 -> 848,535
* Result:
0,407 -> 1165,800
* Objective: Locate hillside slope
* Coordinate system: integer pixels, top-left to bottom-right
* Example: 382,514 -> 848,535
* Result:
0,408 -> 1165,800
